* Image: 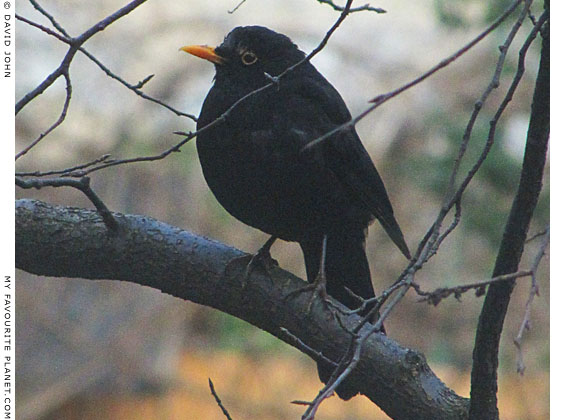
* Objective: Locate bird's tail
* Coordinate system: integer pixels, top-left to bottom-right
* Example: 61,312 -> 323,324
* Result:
300,230 -> 384,400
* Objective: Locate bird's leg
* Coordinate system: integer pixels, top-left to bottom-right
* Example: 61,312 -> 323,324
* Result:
244,235 -> 278,280
306,234 -> 332,311
225,235 -> 278,287
285,235 -> 333,314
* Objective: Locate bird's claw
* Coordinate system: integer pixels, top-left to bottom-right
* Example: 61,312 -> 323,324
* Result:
307,270 -> 330,312
285,271 -> 336,318
225,248 -> 278,288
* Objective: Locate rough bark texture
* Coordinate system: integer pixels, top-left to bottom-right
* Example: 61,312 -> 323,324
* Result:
469,18 -> 549,419
16,198 -> 469,420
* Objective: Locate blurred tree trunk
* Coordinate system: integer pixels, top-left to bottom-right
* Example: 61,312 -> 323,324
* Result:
469,11 -> 549,419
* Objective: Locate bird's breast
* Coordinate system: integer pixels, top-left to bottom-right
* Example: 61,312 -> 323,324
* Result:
195,86 -> 372,241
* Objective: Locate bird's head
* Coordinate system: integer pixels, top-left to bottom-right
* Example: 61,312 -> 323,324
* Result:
181,26 -> 306,87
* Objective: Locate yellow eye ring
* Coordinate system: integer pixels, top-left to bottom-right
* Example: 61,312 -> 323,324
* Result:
241,51 -> 258,65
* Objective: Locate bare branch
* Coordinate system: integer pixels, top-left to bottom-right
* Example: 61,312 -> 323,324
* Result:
228,0 -> 248,14
514,227 -> 550,374
57,0 -> 359,176
415,1 -> 546,280
208,379 -> 234,420
15,177 -> 118,232
279,328 -> 337,367
444,2 -> 540,202
280,0 -> 355,77
68,132 -> 197,176
78,48 -> 198,120
422,198 -> 462,265
386,0 -> 541,288
16,154 -> 112,178
15,14 -> 71,43
449,3 -> 545,212
317,0 -> 385,14
16,0 -> 197,174
413,271 -> 533,306
29,0 -> 70,36
16,199 -> 470,420
525,226 -> 550,243
292,5 -> 550,415
23,2 -> 197,121
15,71 -> 72,160
469,4 -> 549,417
303,275 -> 414,419
15,0 -> 149,115
301,0 -> 523,153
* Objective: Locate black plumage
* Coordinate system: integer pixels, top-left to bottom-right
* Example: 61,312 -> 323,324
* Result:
182,26 -> 410,399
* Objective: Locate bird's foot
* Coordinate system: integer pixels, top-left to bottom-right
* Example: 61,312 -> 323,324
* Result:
306,270 -> 332,313
285,235 -> 336,317
285,270 -> 335,317
225,236 -> 278,288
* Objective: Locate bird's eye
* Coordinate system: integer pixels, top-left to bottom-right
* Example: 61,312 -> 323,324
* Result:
241,51 -> 258,65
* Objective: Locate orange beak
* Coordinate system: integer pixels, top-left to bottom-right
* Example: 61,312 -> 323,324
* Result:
180,45 -> 225,65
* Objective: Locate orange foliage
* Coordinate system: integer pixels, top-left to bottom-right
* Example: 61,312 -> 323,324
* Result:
54,351 -> 548,420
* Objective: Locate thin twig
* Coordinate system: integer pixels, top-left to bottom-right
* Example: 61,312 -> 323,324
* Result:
291,400 -> 313,406
29,0 -> 69,36
208,379 -> 234,420
301,0 -> 523,153
14,14 -> 71,43
525,226 -> 549,243
302,275 -> 413,420
443,0 -> 535,203
69,0 -> 358,177
79,48 -> 198,120
16,154 -> 112,178
514,226 -> 550,374
282,0 -> 355,78
422,198 -> 462,265
16,71 -> 72,160
303,4 -> 545,412
394,0 -> 542,328
329,279 -> 406,323
445,1 -> 542,213
387,0 -> 535,289
317,0 -> 385,14
68,133 -> 197,176
228,0 -> 247,14
23,0 -> 195,120
279,328 -> 337,367
356,0 -> 532,351
413,271 -> 533,306
416,0 -> 541,272
16,0 -> 149,115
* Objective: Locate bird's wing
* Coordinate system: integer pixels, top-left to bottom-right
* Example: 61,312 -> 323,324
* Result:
291,72 -> 411,258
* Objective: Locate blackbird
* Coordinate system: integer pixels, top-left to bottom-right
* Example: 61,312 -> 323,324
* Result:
182,26 -> 410,399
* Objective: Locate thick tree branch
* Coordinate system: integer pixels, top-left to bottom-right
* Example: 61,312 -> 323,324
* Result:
469,11 -> 549,420
16,199 -> 469,420
15,176 -> 118,231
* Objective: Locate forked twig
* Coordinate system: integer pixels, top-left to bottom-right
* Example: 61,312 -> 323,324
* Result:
15,176 -> 118,231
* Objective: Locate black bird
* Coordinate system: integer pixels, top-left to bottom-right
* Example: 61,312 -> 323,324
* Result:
182,26 -> 410,399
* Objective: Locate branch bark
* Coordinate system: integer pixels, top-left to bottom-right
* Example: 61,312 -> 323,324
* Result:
16,198 -> 469,420
469,13 -> 549,419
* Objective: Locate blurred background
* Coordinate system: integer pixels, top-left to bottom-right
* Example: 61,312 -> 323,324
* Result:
15,0 -> 549,419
